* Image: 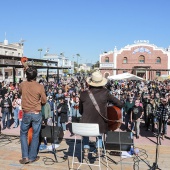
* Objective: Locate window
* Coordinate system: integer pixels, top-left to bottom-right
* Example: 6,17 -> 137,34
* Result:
105,57 -> 109,63
139,55 -> 145,63
156,71 -> 161,77
156,57 -> 161,63
123,57 -> 127,63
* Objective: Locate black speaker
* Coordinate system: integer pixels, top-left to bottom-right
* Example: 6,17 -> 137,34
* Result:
105,131 -> 133,151
40,125 -> 64,144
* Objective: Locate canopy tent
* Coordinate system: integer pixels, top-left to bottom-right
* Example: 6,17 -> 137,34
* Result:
107,72 -> 144,81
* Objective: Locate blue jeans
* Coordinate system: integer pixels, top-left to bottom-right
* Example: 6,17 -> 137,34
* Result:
20,112 -> 42,161
57,116 -> 66,131
83,135 -> 103,149
13,107 -> 19,127
2,111 -> 10,128
131,119 -> 140,136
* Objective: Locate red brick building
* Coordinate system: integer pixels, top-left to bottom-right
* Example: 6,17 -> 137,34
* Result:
99,40 -> 170,80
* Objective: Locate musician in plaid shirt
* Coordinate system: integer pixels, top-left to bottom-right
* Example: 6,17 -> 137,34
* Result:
156,97 -> 170,139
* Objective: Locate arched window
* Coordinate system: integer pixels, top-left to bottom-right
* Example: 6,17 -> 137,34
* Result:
139,55 -> 145,63
123,57 -> 127,63
105,57 -> 109,63
156,57 -> 161,63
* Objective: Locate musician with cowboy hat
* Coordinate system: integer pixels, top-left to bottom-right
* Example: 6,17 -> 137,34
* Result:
79,69 -> 124,159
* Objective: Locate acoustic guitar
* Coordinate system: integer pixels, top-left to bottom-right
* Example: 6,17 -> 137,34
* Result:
107,106 -> 122,131
21,57 -> 33,145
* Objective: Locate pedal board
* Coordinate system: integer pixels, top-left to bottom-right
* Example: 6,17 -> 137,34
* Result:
109,151 -> 122,156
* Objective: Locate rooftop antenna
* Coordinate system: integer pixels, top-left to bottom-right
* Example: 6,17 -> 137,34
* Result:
46,47 -> 50,53
4,32 -> 8,45
5,32 -> 7,40
19,38 -> 26,46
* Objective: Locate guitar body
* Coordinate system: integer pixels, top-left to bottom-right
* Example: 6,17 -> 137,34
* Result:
28,127 -> 33,145
107,106 -> 122,131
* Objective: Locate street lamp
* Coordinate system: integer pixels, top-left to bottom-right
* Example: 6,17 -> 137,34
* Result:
38,48 -> 43,59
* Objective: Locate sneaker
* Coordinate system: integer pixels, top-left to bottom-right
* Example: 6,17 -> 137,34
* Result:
83,148 -> 89,159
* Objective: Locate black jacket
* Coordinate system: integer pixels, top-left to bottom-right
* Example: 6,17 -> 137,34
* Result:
1,98 -> 12,113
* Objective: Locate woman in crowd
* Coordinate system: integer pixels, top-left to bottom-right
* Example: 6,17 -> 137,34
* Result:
12,93 -> 21,128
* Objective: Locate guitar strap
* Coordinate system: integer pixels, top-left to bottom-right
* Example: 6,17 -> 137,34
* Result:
87,89 -> 121,123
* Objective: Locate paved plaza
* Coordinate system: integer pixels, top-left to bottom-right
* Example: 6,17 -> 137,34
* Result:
0,119 -> 170,170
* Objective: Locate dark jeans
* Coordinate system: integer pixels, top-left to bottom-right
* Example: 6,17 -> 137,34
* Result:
146,114 -> 155,131
2,111 -> 11,128
20,112 -> 42,161
158,119 -> 168,135
125,114 -> 130,129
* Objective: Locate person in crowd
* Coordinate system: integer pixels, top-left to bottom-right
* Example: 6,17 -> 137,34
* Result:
46,88 -> 54,97
124,96 -> 135,131
12,93 -> 21,128
1,92 -> 12,130
41,101 -> 51,125
145,97 -> 155,132
57,96 -> 69,133
19,66 -> 47,164
79,70 -> 123,158
70,96 -> 81,123
156,97 -> 170,140
55,88 -> 64,102
48,95 -> 55,119
130,99 -> 144,139
141,89 -> 149,127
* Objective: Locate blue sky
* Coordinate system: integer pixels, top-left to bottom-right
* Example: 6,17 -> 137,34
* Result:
1,0 -> 170,64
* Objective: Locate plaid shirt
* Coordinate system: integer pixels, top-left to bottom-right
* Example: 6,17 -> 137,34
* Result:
156,103 -> 170,121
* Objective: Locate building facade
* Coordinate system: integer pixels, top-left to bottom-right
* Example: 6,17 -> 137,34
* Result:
38,53 -> 73,77
100,40 -> 170,80
0,39 -> 24,82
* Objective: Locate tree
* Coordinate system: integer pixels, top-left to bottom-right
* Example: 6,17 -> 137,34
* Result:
91,61 -> 99,70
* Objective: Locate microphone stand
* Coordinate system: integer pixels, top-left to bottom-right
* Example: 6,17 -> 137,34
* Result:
150,112 -> 162,170
40,100 -> 66,163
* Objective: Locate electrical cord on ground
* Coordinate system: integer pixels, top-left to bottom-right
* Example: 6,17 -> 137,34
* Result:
0,134 -> 21,146
133,147 -> 151,170
42,154 -> 68,165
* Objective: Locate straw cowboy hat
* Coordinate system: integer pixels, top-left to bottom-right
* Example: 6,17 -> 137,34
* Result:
86,70 -> 107,87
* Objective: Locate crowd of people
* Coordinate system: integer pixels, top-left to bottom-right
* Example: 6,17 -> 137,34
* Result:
0,73 -> 170,138
0,69 -> 170,162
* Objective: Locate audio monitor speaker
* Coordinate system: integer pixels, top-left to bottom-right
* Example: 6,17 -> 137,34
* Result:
105,131 -> 133,151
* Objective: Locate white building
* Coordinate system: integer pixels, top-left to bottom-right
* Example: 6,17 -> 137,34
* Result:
78,64 -> 91,72
0,39 -> 24,83
38,53 -> 73,76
